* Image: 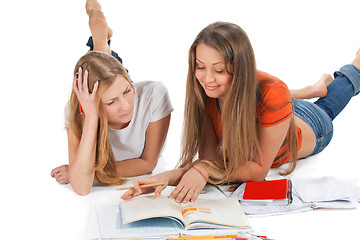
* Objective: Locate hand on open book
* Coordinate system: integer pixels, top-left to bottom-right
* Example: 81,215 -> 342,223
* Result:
121,172 -> 170,200
121,167 -> 208,202
169,166 -> 207,204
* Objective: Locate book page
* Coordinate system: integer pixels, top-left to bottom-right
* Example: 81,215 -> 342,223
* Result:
180,197 -> 250,230
95,204 -> 181,239
121,195 -> 184,225
87,205 -> 101,238
292,177 -> 357,202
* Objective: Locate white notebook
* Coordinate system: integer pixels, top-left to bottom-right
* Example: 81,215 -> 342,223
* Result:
230,176 -> 359,216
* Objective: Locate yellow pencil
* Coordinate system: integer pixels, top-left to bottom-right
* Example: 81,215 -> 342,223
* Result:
116,182 -> 165,190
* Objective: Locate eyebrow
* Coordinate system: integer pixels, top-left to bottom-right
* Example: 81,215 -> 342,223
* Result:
123,84 -> 130,92
105,96 -> 117,103
104,83 -> 131,103
196,58 -> 223,65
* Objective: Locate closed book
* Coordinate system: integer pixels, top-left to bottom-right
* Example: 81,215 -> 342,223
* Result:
242,179 -> 292,205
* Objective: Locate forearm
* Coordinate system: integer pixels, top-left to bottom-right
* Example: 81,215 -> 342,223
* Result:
229,119 -> 291,182
230,160 -> 269,182
152,168 -> 190,187
115,158 -> 158,177
116,158 -> 190,184
69,115 -> 98,195
167,167 -> 191,186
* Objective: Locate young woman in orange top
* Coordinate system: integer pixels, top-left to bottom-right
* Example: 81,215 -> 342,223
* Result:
121,22 -> 360,203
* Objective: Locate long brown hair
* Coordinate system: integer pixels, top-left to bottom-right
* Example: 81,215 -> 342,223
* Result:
179,22 -> 297,183
68,51 -> 133,185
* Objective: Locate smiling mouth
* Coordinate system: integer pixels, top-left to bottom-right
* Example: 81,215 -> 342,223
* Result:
205,84 -> 218,90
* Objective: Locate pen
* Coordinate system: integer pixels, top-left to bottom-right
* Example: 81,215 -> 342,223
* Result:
117,182 -> 165,190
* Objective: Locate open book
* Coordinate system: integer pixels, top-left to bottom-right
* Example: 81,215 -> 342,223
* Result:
87,185 -> 252,239
120,195 -> 250,231
228,176 -> 359,216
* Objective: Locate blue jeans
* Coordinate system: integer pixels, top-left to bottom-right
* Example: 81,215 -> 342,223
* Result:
293,64 -> 360,156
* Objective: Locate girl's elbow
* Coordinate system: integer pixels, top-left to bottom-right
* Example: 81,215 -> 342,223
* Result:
144,158 -> 159,174
233,169 -> 269,182
72,185 -> 91,196
240,175 -> 264,182
144,163 -> 157,174
69,176 -> 92,196
75,190 -> 90,196
249,170 -> 269,182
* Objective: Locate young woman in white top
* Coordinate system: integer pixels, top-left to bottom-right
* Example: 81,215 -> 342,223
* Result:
50,0 -> 173,195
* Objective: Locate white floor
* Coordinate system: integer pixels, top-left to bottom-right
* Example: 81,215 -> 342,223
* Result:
1,1 -> 359,239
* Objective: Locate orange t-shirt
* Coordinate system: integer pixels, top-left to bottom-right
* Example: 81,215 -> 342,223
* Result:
205,71 -> 302,168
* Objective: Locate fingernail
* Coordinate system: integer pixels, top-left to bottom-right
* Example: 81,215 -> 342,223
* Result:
75,73 -> 78,79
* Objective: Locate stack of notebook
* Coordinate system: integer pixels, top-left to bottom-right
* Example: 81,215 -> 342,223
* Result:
229,177 -> 359,216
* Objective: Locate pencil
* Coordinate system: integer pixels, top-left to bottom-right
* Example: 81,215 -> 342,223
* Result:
75,77 -> 83,114
116,182 -> 165,190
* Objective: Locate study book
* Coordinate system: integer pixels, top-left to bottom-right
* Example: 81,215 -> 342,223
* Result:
87,185 -> 252,239
241,178 -> 292,206
120,195 -> 250,231
228,177 -> 359,216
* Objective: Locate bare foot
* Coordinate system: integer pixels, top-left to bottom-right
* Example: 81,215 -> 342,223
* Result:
312,73 -> 334,98
86,0 -> 113,40
351,48 -> 360,69
88,9 -> 111,54
85,0 -> 102,15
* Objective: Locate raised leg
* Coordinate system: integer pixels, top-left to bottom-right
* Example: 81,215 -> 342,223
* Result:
290,73 -> 334,100
350,48 -> 360,69
313,48 -> 360,120
86,0 -> 112,54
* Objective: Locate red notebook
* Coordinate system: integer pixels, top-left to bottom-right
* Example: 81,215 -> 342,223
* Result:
243,179 -> 291,201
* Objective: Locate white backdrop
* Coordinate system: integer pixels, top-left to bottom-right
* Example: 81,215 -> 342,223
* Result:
1,0 -> 359,239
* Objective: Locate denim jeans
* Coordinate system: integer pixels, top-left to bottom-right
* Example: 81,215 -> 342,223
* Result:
293,64 -> 360,156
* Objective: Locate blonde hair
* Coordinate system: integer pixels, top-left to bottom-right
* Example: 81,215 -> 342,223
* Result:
67,51 -> 133,185
179,22 -> 297,183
